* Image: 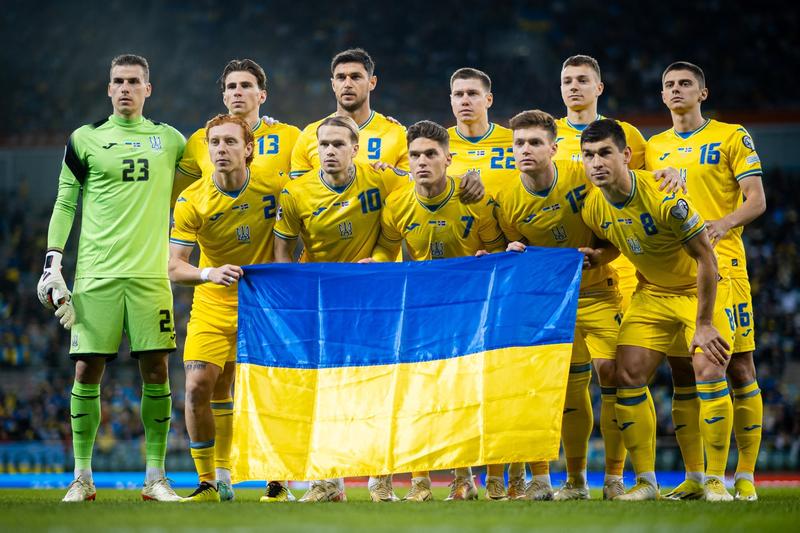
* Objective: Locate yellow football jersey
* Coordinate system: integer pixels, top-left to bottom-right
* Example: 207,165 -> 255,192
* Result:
290,111 -> 409,178
171,169 -> 288,305
274,161 -> 409,262
581,170 -> 707,296
178,120 -> 300,180
554,115 -> 646,169
645,119 -> 762,279
375,176 -> 505,261
447,123 -> 517,197
494,159 -> 616,293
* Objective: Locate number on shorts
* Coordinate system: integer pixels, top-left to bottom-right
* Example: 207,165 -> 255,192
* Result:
159,309 -> 172,333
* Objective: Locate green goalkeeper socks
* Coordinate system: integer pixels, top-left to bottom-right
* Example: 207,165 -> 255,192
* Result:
70,382 -> 101,472
141,382 -> 172,470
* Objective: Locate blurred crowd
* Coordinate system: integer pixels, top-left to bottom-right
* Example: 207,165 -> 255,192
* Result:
1,1 -> 797,143
1,168 -> 798,470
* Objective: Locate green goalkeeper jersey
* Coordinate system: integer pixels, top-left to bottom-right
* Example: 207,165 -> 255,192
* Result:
47,114 -> 185,279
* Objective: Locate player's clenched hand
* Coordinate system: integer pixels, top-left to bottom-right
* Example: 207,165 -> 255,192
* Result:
459,171 -> 485,204
705,217 -> 733,247
37,250 -> 70,310
653,167 -> 687,194
207,265 -> 244,287
578,246 -> 602,270
370,161 -> 395,172
506,241 -> 526,253
690,323 -> 731,366
54,292 -> 76,330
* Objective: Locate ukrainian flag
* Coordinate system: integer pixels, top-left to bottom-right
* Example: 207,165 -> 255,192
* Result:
232,247 -> 582,482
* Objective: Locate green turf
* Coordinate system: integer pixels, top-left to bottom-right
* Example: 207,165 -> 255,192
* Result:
1,487 -> 798,532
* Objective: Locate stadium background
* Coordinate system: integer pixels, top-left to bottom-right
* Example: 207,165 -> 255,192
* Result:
0,0 -> 797,481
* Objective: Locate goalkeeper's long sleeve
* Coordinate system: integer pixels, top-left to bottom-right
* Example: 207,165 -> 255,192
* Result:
46,156 -> 81,251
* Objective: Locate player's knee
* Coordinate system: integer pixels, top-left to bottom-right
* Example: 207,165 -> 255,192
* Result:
667,357 -> 695,386
185,378 -> 213,408
726,352 -> 756,386
693,359 -> 727,383
593,359 -> 616,387
74,357 -> 106,384
138,352 -> 169,383
615,365 -> 641,387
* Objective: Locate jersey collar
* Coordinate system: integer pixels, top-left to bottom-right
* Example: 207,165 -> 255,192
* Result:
455,123 -> 495,144
109,114 -> 145,127
520,162 -> 559,198
611,171 -> 637,209
213,168 -> 251,199
566,114 -> 602,132
415,177 -> 456,212
673,118 -> 711,140
318,167 -> 357,194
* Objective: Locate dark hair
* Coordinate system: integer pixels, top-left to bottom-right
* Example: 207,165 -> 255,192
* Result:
406,120 -> 450,150
317,115 -> 360,144
219,59 -> 267,92
331,48 -> 375,77
205,114 -> 255,166
561,54 -> 601,80
508,110 -> 557,140
580,119 -> 627,151
450,67 -> 492,91
110,54 -> 150,82
662,61 -> 706,89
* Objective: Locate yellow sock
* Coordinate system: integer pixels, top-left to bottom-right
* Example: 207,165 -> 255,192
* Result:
190,440 -> 216,483
732,380 -> 762,476
486,464 -> 505,477
672,385 -> 704,474
211,398 -> 234,471
411,471 -> 429,478
615,386 -> 656,476
697,378 -> 733,478
600,387 -> 626,477
562,364 -> 592,480
528,461 -> 549,476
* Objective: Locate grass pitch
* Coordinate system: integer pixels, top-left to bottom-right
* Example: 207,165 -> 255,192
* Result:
1,487 -> 798,532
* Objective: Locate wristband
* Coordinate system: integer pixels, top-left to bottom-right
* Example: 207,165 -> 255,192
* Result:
200,267 -> 212,282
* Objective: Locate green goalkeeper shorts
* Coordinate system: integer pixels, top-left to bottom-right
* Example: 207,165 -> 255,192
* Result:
69,277 -> 176,358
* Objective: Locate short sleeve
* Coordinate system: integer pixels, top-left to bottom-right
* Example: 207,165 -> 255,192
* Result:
273,186 -> 301,239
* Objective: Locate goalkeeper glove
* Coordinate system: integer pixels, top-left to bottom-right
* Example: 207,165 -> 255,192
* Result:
37,250 -> 70,310
53,289 -> 76,330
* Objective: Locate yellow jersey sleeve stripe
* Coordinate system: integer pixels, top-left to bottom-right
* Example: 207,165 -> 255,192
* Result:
273,228 -> 298,240
177,164 -> 202,178
680,224 -> 707,244
169,237 -> 196,247
735,169 -> 762,181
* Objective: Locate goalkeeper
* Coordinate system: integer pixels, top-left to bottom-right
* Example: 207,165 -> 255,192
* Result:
37,54 -> 186,502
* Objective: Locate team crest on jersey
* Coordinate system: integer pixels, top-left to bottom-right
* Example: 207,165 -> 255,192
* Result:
236,225 -> 251,243
71,333 -> 79,349
742,135 -> 755,150
149,136 -> 162,151
626,236 -> 644,255
338,221 -> 353,239
669,199 -> 690,220
430,241 -> 445,258
551,224 -> 568,242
